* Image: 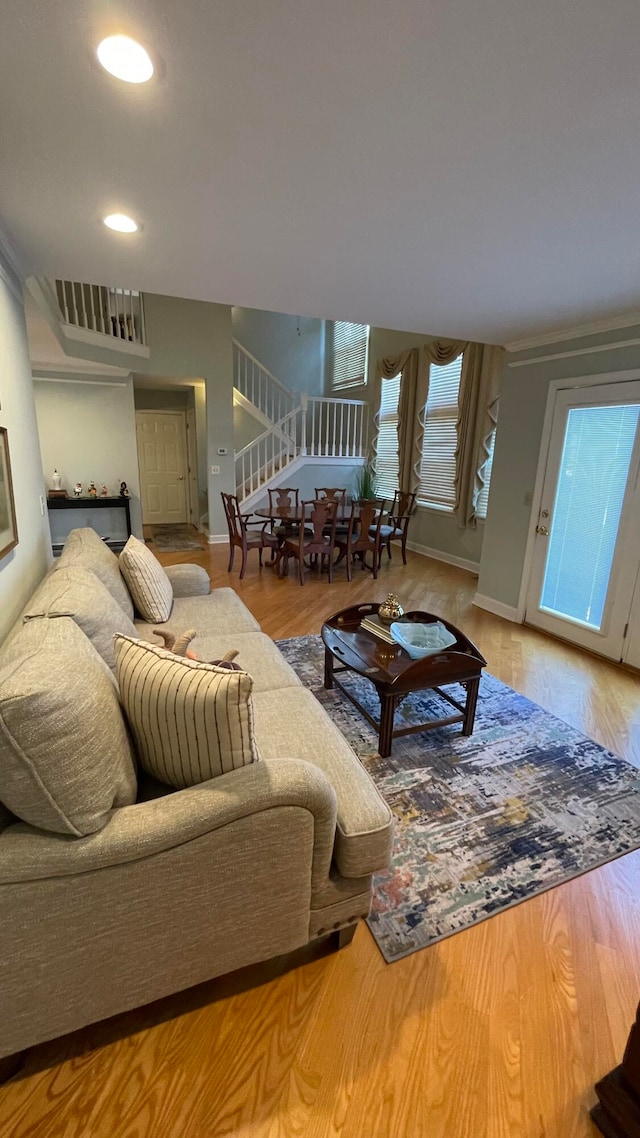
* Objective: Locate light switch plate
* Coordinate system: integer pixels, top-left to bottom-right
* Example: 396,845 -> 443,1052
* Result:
210,465 -> 220,476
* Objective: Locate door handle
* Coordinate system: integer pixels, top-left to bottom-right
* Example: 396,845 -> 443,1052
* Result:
177,475 -> 184,480
536,525 -> 549,536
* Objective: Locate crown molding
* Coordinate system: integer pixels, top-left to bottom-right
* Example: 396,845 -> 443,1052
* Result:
0,215 -> 28,302
505,310 -> 640,354
31,359 -> 131,378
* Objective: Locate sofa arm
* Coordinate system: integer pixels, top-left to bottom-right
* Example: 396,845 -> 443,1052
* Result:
0,758 -> 337,894
164,563 -> 211,597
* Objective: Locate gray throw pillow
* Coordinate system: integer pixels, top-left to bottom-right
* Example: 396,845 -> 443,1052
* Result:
0,617 -> 137,836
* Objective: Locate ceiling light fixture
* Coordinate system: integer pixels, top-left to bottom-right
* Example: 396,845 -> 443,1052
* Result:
103,213 -> 139,233
96,35 -> 154,83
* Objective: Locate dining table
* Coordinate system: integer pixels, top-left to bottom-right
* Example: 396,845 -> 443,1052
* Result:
253,501 -> 382,578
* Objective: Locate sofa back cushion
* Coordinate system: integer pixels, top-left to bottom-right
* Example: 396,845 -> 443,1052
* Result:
0,617 -> 137,836
58,528 -> 134,620
119,536 -> 173,623
115,635 -> 260,788
23,566 -> 138,671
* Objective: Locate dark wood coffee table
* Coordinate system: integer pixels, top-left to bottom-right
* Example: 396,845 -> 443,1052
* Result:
321,603 -> 487,758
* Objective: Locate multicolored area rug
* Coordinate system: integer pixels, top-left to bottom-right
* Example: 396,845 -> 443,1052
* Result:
277,634 -> 640,962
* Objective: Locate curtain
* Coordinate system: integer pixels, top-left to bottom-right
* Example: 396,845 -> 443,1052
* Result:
374,349 -> 419,493
453,343 -> 504,528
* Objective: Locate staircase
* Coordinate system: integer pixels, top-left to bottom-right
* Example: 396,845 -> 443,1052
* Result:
233,342 -> 369,509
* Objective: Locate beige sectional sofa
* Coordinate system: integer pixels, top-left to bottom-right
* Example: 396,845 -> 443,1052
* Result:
0,528 -> 393,1062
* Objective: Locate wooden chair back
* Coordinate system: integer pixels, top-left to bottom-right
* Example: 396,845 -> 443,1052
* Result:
268,487 -> 299,512
348,499 -> 385,550
300,499 -> 338,548
389,490 -> 417,529
221,491 -> 244,541
314,487 -> 346,506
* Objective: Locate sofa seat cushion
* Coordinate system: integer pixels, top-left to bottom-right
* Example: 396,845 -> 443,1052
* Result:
134,589 -> 260,640
252,688 -> 393,878
0,617 -> 137,836
58,528 -> 134,620
119,536 -> 173,622
163,563 -> 210,598
115,636 -> 260,788
23,565 -> 138,671
136,628 -> 301,693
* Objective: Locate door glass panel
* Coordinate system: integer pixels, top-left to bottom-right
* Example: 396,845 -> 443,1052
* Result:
540,404 -> 640,629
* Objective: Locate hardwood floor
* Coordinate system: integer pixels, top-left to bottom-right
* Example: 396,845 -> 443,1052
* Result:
2,544 -> 640,1138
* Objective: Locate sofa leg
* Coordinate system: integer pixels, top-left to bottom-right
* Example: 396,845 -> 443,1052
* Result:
0,1051 -> 25,1085
335,922 -> 359,949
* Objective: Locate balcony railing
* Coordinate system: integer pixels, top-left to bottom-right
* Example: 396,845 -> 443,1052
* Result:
53,279 -> 147,346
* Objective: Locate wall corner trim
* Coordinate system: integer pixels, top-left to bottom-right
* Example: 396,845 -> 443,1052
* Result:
405,540 -> 480,575
472,593 -> 521,622
0,216 -> 27,302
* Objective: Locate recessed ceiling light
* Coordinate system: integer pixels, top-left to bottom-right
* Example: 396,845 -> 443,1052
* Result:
96,35 -> 153,83
103,213 -> 139,234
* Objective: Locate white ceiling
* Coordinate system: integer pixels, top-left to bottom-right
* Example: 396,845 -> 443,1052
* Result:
3,0 -> 640,344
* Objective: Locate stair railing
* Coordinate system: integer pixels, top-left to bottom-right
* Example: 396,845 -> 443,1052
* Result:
233,341 -> 296,424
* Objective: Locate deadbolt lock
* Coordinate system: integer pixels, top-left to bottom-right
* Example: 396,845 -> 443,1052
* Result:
536,525 -> 549,536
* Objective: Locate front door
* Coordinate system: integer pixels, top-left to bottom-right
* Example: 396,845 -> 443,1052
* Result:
525,380 -> 640,661
136,411 -> 188,525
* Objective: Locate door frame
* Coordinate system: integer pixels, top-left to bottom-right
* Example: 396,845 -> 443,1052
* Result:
517,367 -> 640,623
186,407 -> 199,528
135,409 -> 189,526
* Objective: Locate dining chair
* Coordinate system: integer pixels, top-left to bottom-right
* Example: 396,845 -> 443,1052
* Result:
336,499 -> 385,581
375,490 -> 417,566
267,486 -> 301,538
314,487 -> 348,535
281,499 -> 338,585
221,492 -> 278,580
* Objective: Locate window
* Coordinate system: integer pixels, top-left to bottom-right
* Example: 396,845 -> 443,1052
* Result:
330,322 -> 369,390
476,429 -> 496,520
418,355 -> 463,510
375,374 -> 401,500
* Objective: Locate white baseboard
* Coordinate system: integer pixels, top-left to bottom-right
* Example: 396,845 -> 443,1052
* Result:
472,593 -> 520,622
207,533 -> 228,545
406,540 -> 480,575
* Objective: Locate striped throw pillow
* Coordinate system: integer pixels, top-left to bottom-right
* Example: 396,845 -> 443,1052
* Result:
119,535 -> 173,622
114,635 -> 260,788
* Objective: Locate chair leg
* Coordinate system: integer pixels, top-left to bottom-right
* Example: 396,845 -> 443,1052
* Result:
401,536 -> 408,565
258,547 -> 263,567
346,550 -> 352,582
228,544 -> 235,573
298,553 -> 305,586
387,539 -> 392,560
240,548 -> 248,580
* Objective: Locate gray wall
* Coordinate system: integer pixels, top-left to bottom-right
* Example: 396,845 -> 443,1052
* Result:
0,270 -> 51,640
477,325 -> 640,608
134,295 -> 234,538
232,307 -> 325,396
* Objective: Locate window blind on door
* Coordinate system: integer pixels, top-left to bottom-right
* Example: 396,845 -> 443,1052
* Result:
418,355 -> 463,509
331,322 -> 369,390
375,374 -> 401,501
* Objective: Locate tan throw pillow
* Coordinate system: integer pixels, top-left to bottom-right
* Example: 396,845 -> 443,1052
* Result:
119,535 -> 173,622
115,635 -> 260,788
0,617 -> 137,836
58,527 -> 134,620
24,565 -> 138,671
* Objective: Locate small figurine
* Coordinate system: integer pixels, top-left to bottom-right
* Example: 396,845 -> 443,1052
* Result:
73,482 -> 83,498
119,481 -> 130,498
88,481 -> 97,498
100,483 -> 109,497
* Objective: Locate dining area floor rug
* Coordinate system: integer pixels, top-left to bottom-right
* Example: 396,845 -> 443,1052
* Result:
277,634 -> 640,962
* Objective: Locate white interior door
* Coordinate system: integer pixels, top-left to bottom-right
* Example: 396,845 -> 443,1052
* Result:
186,408 -> 199,527
525,380 -> 640,660
136,411 -> 188,525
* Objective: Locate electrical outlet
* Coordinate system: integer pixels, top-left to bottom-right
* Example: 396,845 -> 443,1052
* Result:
210,465 -> 220,476
217,447 -> 228,456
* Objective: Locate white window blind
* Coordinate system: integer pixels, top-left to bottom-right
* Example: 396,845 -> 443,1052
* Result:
331,322 -> 369,390
418,355 -> 463,509
476,429 -> 496,520
375,374 -> 401,501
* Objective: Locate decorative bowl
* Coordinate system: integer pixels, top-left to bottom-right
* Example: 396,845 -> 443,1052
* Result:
390,620 -> 457,659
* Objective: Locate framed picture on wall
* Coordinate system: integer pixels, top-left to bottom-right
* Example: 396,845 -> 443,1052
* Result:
0,427 -> 18,560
